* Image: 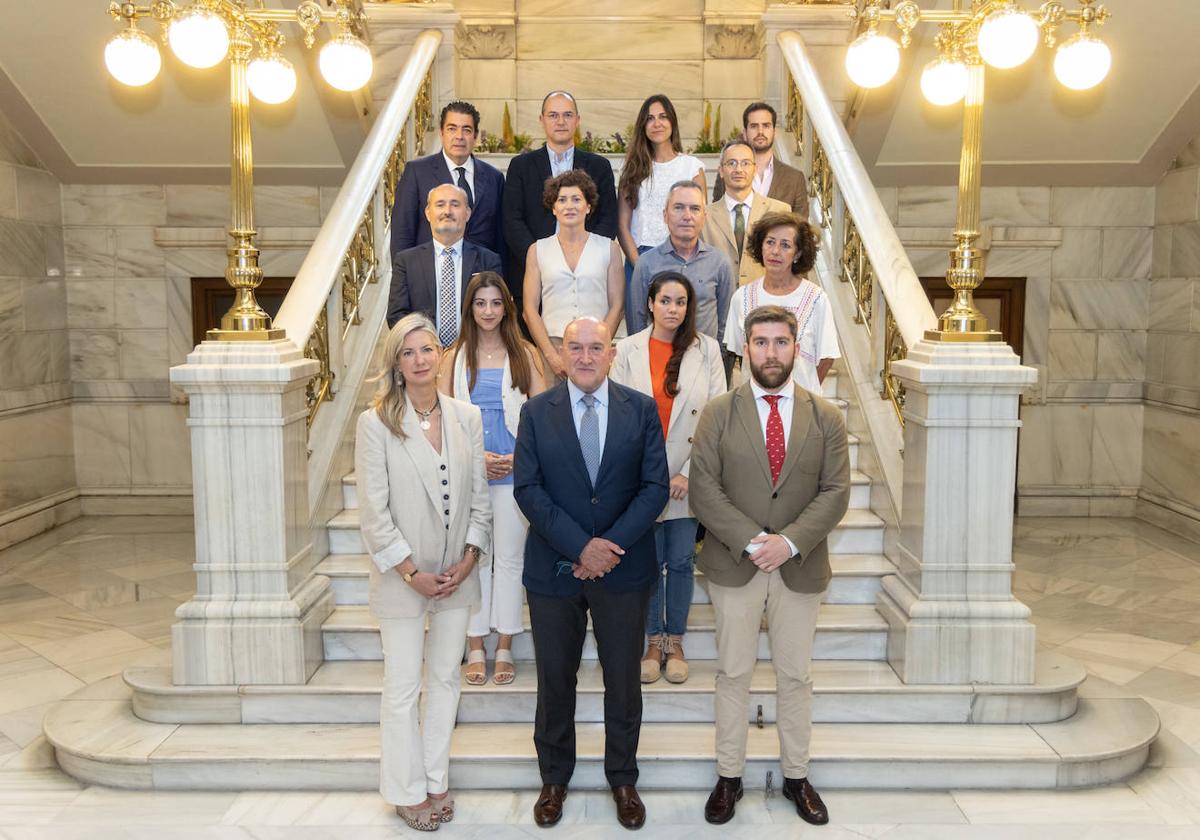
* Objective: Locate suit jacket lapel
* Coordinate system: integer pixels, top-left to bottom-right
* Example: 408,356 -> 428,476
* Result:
627,331 -> 653,395
400,405 -> 444,514
596,383 -> 625,486
442,402 -> 468,509
734,384 -> 774,487
667,340 -> 702,432
749,192 -> 770,228
461,243 -> 476,296
709,201 -> 736,253
775,384 -> 814,488
548,385 -> 593,491
468,154 -> 484,209
536,145 -> 553,183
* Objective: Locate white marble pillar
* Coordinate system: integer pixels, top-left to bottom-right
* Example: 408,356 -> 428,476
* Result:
169,340 -> 332,685
877,339 -> 1039,685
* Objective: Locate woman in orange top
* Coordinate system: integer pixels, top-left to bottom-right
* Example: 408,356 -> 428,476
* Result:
611,271 -> 727,684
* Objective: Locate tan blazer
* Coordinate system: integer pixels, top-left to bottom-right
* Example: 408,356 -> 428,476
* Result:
353,397 -> 492,619
702,190 -> 792,287
610,328 -> 728,521
713,156 -> 809,218
688,382 -> 850,593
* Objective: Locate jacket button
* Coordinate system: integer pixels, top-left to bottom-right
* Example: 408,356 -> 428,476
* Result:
440,465 -> 446,471
688,436 -> 693,443
691,409 -> 698,415
772,491 -> 779,499
443,494 -> 449,500
591,497 -> 598,505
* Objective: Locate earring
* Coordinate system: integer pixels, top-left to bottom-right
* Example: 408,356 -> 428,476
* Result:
394,371 -> 404,387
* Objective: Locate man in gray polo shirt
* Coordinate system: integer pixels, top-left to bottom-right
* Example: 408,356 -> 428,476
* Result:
627,180 -> 733,343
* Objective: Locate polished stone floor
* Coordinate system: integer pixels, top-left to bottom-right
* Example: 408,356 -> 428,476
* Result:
1,515 -> 1200,838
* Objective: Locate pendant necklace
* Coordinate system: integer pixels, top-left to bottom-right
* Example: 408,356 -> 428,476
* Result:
480,342 -> 506,362
414,398 -> 440,431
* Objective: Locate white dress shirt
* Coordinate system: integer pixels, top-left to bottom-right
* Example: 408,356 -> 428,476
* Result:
443,152 -> 475,196
746,377 -> 799,557
431,237 -> 464,341
566,377 -> 609,460
724,191 -> 752,243
752,155 -> 775,198
548,144 -> 575,177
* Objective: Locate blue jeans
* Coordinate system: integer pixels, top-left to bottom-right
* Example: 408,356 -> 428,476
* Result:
646,517 -> 698,636
624,244 -> 654,334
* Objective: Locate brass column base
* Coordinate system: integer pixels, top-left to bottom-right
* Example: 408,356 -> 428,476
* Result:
206,327 -> 286,342
923,328 -> 1004,343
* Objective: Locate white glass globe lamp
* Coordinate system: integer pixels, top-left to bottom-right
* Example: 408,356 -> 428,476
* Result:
977,6 -> 1039,70
105,28 -> 162,87
845,31 -> 901,89
168,6 -> 230,70
920,57 -> 969,106
319,32 -> 373,92
1054,31 -> 1112,90
248,54 -> 297,104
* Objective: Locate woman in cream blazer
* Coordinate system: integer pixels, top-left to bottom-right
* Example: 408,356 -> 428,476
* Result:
611,271 -> 727,685
355,313 -> 491,832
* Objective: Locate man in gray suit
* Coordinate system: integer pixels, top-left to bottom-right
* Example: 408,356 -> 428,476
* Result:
688,305 -> 850,826
713,102 -> 809,218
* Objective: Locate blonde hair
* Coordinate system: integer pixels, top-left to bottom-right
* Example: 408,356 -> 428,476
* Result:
371,313 -> 440,438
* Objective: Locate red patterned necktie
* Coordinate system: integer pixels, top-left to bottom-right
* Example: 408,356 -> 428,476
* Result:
763,394 -> 785,484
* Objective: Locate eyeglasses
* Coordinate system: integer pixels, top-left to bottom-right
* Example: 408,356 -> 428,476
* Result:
722,160 -> 755,169
544,111 -> 576,121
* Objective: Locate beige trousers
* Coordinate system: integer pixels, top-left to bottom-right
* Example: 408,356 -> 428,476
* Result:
708,570 -> 824,779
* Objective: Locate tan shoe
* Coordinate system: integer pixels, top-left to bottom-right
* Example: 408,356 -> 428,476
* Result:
641,635 -> 664,684
663,634 -> 688,684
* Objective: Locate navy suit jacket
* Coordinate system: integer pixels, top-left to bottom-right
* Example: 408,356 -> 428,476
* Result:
389,152 -> 506,267
514,380 -> 669,597
387,239 -> 504,329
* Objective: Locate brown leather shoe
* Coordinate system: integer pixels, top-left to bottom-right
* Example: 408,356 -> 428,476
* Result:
782,777 -> 828,825
533,783 -> 567,827
611,784 -> 646,830
703,775 -> 743,824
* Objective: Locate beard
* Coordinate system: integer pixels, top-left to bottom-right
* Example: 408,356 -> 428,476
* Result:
749,354 -> 794,389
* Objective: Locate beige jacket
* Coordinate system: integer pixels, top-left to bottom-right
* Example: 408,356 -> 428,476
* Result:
353,396 -> 492,619
701,190 -> 791,287
610,328 -> 728,521
688,382 -> 850,593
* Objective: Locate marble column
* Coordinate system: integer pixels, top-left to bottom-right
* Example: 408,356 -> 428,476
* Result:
877,339 -> 1039,685
169,339 -> 332,685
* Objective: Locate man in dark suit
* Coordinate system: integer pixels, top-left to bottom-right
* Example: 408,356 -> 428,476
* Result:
390,100 -> 506,265
387,183 -> 503,335
502,91 -> 619,313
713,102 -> 809,218
513,316 -> 669,831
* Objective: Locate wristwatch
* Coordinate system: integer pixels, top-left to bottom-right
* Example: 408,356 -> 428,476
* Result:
402,568 -> 414,584
464,544 -> 481,559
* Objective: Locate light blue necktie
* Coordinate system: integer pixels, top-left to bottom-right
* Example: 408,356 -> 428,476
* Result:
579,394 -> 600,486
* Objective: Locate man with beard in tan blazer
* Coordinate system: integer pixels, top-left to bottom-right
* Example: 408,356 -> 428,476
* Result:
688,305 -> 850,826
702,140 -> 790,287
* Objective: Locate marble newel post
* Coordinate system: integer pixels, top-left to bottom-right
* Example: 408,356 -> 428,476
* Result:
169,340 -> 332,685
877,339 -> 1039,685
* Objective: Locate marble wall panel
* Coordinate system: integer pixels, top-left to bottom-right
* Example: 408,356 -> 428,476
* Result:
21,278 -> 66,331
897,186 -> 957,227
1101,228 -> 1153,280
458,60 -> 516,102
702,61 -> 764,101
1050,187 -> 1154,228
1051,227 -> 1101,279
1149,278 -> 1192,331
1145,332 -> 1166,384
113,279 -> 167,330
1049,403 -> 1094,486
0,166 -> 16,219
164,186 -> 227,227
254,188 -> 321,227
61,185 -> 165,227
114,227 -> 166,277
1152,226 -> 1172,278
1171,221 -> 1200,277
1016,404 -> 1052,486
1049,280 -> 1148,330
898,186 -> 1050,227
319,187 -> 339,222
0,278 -> 20,332
44,223 -> 64,278
1047,331 -> 1096,381
64,227 -> 116,278
515,60 -> 704,102
72,403 -> 132,488
0,332 -> 53,390
69,330 -> 120,380
67,279 -> 115,330
875,187 -> 898,225
15,167 -> 61,225
0,404 -> 75,511
166,275 -> 193,371
1095,332 -> 1147,381
1023,274 -> 1051,371
516,22 -> 704,61
982,247 -> 1051,279
0,218 -> 47,277
1091,404 -> 1144,488
119,330 -> 168,382
1142,405 -> 1200,511
129,403 -> 191,488
1155,167 -> 1200,226
1162,333 -> 1200,390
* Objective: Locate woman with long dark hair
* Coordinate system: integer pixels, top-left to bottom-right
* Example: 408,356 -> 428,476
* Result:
617,95 -> 706,333
438,272 -> 547,685
611,271 -> 726,684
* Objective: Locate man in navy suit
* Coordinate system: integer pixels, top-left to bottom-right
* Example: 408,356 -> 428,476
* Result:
387,183 -> 503,334
513,316 -> 669,831
502,91 -> 618,314
390,100 -> 506,267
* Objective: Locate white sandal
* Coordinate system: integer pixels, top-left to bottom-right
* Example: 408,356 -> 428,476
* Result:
493,648 -> 515,685
463,648 -> 487,685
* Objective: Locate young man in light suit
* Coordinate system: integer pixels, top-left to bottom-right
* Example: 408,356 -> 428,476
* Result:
688,305 -> 851,826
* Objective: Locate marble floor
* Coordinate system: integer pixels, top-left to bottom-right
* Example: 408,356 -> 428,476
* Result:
2,515 -> 1200,838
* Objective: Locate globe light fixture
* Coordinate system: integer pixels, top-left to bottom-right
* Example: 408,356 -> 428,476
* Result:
920,56 -> 969,106
319,31 -> 373,92
1054,31 -> 1112,90
248,54 -> 298,104
845,30 -> 901,89
168,6 -> 230,69
105,27 -> 162,87
977,5 -> 1039,69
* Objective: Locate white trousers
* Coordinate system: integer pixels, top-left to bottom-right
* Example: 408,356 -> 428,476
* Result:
378,607 -> 470,807
467,484 -> 528,638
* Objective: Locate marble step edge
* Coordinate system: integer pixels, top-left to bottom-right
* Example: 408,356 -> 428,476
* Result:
122,654 -> 1086,726
45,681 -> 1158,791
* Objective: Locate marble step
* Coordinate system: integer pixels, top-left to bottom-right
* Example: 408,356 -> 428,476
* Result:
124,654 -> 1086,726
46,678 -> 1159,791
327,505 -> 884,557
322,603 -> 888,662
315,552 -> 895,607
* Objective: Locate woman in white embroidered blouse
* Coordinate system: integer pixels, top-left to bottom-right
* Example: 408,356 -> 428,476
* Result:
723,212 -> 840,395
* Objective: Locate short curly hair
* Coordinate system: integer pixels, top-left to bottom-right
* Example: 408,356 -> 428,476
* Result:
744,212 -> 820,275
542,169 -> 599,214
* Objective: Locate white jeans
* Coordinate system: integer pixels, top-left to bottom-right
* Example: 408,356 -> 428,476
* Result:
378,607 -> 470,807
467,484 -> 528,638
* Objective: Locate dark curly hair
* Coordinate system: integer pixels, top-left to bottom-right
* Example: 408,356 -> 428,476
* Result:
439,101 -> 480,131
745,212 -> 820,275
542,169 -> 599,214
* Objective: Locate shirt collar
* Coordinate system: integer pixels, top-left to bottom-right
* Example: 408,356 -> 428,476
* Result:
433,237 -> 464,257
567,377 -> 609,408
664,236 -> 707,259
724,192 -> 752,212
548,145 -> 575,164
750,377 -> 793,402
443,152 -> 473,175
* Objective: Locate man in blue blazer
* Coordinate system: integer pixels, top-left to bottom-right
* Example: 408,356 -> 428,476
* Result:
389,100 -> 506,268
387,183 -> 503,333
513,317 -> 669,831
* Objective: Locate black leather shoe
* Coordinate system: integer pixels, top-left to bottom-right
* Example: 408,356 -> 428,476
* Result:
704,776 -> 743,824
612,784 -> 646,830
782,777 -> 829,825
533,783 -> 567,827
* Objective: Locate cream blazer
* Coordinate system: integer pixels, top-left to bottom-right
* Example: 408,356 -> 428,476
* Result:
701,190 -> 791,287
610,328 -> 728,521
353,396 -> 492,619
